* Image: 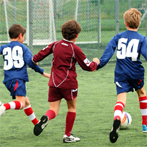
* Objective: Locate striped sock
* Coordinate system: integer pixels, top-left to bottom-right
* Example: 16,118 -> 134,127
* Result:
3,101 -> 22,110
114,101 -> 125,121
139,96 -> 147,125
24,105 -> 39,125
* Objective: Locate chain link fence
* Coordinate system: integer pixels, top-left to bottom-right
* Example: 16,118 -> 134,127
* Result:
0,0 -> 147,66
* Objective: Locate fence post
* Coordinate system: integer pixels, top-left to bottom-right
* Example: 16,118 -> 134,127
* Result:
87,0 -> 90,32
128,0 -> 131,8
98,0 -> 101,44
54,0 -> 56,33
28,0 -> 33,53
115,0 -> 119,34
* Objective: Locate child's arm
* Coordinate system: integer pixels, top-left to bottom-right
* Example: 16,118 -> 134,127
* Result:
97,37 -> 117,70
43,72 -> 51,78
33,43 -> 54,63
75,46 -> 99,71
23,46 -> 50,77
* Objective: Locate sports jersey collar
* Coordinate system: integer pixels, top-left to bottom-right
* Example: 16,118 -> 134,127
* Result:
63,38 -> 73,43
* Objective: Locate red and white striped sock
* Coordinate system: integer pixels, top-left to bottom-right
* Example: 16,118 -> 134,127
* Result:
3,101 -> 22,110
65,111 -> 76,136
139,96 -> 147,125
114,101 -> 125,121
24,105 -> 39,125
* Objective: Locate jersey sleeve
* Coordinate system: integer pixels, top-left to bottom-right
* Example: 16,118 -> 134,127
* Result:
74,46 -> 98,71
0,46 -> 2,54
33,43 -> 54,62
23,46 -> 44,74
140,37 -> 147,60
97,36 -> 117,70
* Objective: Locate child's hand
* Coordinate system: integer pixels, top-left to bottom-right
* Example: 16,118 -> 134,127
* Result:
43,72 -> 50,78
93,58 -> 100,65
34,62 -> 38,65
32,58 -> 38,65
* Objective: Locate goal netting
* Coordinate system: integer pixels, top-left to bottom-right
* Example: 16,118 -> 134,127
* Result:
0,0 -> 100,46
1,0 -> 56,45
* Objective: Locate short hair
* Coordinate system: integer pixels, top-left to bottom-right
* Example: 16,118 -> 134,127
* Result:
9,24 -> 26,39
61,19 -> 81,40
123,8 -> 141,29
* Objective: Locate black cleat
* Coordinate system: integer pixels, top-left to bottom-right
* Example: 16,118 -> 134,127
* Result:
109,119 -> 121,143
34,115 -> 49,136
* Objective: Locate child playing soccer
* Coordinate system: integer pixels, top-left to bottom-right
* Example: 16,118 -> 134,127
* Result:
93,8 -> 147,143
32,19 -> 99,143
0,24 -> 50,128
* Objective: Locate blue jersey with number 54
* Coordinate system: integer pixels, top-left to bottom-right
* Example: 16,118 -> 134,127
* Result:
97,30 -> 147,82
0,41 -> 44,83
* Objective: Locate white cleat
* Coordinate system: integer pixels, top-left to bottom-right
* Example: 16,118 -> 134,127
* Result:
0,101 -> 5,117
63,134 -> 80,143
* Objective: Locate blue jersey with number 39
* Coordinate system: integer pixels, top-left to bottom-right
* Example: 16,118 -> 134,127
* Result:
0,41 -> 44,83
97,30 -> 147,82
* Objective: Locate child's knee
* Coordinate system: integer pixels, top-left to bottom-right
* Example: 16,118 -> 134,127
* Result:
137,87 -> 146,97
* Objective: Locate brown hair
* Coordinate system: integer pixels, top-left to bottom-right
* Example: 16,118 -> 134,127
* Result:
61,19 -> 81,40
123,8 -> 141,29
9,24 -> 26,39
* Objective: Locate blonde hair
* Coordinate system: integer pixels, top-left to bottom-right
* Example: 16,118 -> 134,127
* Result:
123,8 -> 141,29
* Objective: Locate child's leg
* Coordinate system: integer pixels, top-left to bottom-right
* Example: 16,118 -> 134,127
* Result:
109,92 -> 126,143
3,101 -> 22,110
137,87 -> 147,131
65,111 -> 76,136
63,97 -> 80,143
45,109 -> 56,120
139,96 -> 147,125
114,92 -> 126,120
65,97 -> 77,137
0,96 -> 23,117
23,96 -> 39,125
33,101 -> 57,136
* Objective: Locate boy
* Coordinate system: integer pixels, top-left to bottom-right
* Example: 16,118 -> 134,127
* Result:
0,24 -> 50,128
93,8 -> 147,143
32,19 -> 99,143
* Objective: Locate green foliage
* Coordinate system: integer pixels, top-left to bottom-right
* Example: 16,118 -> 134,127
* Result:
0,62 -> 147,147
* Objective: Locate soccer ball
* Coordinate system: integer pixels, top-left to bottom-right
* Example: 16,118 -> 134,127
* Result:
120,112 -> 132,129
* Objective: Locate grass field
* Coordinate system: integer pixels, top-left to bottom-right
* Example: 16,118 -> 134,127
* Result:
0,62 -> 147,147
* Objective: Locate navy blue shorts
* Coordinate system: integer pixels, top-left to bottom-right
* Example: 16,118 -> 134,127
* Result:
116,78 -> 144,95
5,79 -> 26,99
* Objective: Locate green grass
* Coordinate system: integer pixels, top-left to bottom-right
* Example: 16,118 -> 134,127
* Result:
0,61 -> 147,147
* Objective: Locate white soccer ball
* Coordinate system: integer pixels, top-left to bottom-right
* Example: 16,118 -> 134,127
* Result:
120,112 -> 132,129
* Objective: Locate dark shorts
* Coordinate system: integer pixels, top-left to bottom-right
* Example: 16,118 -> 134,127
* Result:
48,87 -> 78,102
5,79 -> 26,99
116,78 -> 144,95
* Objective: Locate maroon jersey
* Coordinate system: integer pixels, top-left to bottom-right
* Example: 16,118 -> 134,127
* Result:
33,39 -> 98,89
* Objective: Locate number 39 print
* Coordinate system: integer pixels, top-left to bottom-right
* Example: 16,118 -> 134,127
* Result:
117,38 -> 139,61
3,46 -> 24,70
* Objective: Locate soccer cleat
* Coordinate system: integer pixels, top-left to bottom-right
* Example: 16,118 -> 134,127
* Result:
0,101 -> 5,117
142,125 -> 147,133
33,115 -> 49,136
63,134 -> 80,143
109,119 -> 121,143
